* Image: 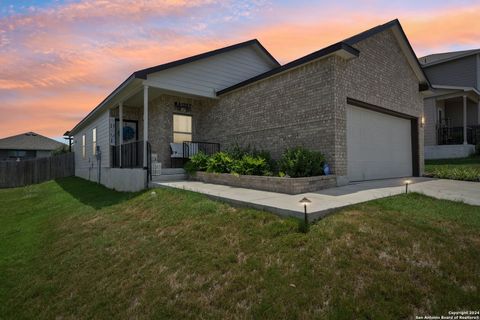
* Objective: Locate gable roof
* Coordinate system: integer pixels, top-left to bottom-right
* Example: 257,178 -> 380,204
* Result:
0,132 -> 65,151
419,48 -> 480,67
68,39 -> 279,135
134,39 -> 280,79
218,19 -> 430,95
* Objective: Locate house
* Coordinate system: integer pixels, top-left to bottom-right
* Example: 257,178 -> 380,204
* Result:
67,19 -> 429,192
0,132 -> 65,160
419,49 -> 480,159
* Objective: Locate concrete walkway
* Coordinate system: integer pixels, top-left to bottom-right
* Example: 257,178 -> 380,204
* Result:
152,177 -> 480,220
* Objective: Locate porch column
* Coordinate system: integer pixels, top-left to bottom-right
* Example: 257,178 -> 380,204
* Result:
119,101 -> 123,167
463,95 -> 468,145
143,85 -> 149,168
477,99 -> 480,125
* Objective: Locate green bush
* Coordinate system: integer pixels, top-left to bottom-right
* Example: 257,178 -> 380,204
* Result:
206,152 -> 235,173
52,145 -> 69,155
428,166 -> 480,182
185,146 -> 326,178
278,147 -> 325,178
232,155 -> 270,176
184,152 -> 210,174
226,144 -> 275,174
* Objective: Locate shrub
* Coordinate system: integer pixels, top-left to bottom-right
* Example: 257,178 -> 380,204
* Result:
226,144 -> 275,173
52,145 -> 69,155
278,147 -> 325,178
232,155 -> 270,176
206,152 -> 235,173
184,152 -> 210,174
428,166 -> 480,182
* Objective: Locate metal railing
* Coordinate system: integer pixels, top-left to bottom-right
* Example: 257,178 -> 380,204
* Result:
110,140 -> 144,168
182,141 -> 220,159
437,125 -> 480,145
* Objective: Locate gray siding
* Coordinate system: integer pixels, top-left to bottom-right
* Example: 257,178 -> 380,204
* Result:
73,110 -> 110,170
424,97 -> 437,146
146,46 -> 276,98
424,55 -> 478,89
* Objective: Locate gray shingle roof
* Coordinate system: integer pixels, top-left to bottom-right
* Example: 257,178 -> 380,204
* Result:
419,48 -> 480,66
0,132 -> 65,151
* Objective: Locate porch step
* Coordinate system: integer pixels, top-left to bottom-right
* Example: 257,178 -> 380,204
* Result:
160,168 -> 186,175
152,173 -> 187,182
152,168 -> 187,182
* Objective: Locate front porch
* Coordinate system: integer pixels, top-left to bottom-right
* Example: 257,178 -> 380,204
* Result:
107,85 -> 220,175
434,93 -> 480,146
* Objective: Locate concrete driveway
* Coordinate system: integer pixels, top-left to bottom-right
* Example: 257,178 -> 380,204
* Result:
152,177 -> 480,220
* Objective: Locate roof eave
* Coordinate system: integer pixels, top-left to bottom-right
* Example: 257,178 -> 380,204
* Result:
68,74 -> 137,135
217,42 -> 359,96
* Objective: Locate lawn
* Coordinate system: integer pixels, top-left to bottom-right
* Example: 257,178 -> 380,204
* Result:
1,178 -> 479,319
425,155 -> 480,181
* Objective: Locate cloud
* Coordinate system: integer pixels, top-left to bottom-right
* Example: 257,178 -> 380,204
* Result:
0,0 -> 478,138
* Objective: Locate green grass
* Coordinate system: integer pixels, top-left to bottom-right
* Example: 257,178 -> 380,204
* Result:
425,155 -> 480,181
1,177 -> 479,319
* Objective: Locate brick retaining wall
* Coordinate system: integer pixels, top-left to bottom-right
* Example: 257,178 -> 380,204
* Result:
190,171 -> 337,194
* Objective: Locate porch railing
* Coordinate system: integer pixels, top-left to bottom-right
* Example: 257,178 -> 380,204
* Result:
182,141 -> 220,159
437,125 -> 480,145
110,140 -> 144,168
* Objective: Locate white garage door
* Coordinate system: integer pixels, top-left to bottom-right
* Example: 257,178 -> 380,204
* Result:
347,105 -> 412,181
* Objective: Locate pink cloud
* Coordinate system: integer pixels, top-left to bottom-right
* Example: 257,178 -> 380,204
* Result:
0,1 -> 479,138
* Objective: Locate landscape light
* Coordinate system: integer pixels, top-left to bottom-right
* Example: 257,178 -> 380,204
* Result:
299,197 -> 312,229
404,179 -> 412,194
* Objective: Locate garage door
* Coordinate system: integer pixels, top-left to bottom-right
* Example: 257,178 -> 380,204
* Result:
347,104 -> 412,181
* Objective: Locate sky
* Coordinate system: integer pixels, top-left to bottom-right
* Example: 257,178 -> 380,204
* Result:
0,0 -> 479,140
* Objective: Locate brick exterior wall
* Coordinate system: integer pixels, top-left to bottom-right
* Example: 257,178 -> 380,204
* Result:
120,28 -> 424,178
197,29 -> 425,177
192,171 -> 338,194
197,57 -> 337,167
146,94 -> 212,167
333,30 -> 425,175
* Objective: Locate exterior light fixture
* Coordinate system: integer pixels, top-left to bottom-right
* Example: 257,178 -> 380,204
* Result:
299,197 -> 312,230
421,116 -> 425,127
404,179 -> 412,194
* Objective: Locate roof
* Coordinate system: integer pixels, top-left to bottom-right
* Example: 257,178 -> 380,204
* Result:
0,132 -> 65,151
133,39 -> 280,79
218,19 -> 430,95
419,48 -> 480,67
430,85 -> 480,96
68,39 -> 279,135
217,42 -> 359,95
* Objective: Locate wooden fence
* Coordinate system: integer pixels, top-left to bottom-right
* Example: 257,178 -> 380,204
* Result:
0,152 -> 74,188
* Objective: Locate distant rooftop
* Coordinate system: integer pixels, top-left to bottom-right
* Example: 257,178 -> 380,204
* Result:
0,132 -> 65,151
419,48 -> 480,66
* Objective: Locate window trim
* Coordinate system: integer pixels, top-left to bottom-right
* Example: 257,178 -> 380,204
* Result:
82,134 -> 86,159
92,128 -> 97,155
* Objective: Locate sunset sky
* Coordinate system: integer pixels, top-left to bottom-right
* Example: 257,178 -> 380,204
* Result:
1,0 -> 479,139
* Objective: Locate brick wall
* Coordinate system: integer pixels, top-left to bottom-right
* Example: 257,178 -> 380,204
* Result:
197,57 -> 338,169
198,29 -> 424,177
147,94 -> 212,167
334,29 -> 425,175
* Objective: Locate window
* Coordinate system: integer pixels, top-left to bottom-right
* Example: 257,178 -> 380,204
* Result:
92,128 -> 97,155
7,150 -> 32,159
173,114 -> 192,143
82,134 -> 86,159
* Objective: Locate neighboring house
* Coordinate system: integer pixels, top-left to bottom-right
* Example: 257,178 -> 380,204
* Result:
0,132 -> 65,160
419,49 -> 480,159
67,19 -> 429,192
